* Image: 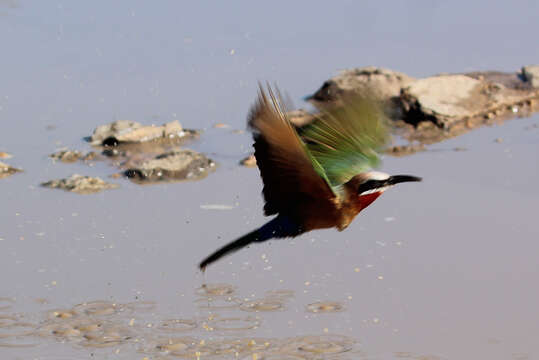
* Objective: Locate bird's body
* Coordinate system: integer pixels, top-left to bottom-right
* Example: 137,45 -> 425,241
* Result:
199,85 -> 421,270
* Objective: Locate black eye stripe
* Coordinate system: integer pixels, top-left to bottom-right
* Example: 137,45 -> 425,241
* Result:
357,179 -> 385,194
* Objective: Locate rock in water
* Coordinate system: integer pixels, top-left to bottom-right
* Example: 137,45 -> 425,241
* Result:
400,75 -> 483,127
239,154 -> 257,167
0,161 -> 22,179
308,66 -> 415,102
41,174 -> 119,194
306,65 -> 539,148
522,65 -> 539,88
49,150 -> 84,163
89,120 -> 197,146
123,149 -> 215,183
400,71 -> 539,134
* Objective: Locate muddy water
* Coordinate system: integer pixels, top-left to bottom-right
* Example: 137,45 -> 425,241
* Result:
2,2 -> 539,359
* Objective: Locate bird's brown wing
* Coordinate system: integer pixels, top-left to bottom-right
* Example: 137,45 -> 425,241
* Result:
248,85 -> 337,216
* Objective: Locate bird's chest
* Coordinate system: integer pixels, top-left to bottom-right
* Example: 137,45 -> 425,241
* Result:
295,198 -> 359,232
334,194 -> 375,231
334,205 -> 360,231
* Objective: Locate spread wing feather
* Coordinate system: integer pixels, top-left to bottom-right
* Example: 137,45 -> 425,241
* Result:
300,96 -> 389,186
248,85 -> 336,216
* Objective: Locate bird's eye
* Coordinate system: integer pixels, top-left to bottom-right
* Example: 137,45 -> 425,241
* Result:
357,180 -> 376,194
357,179 -> 388,195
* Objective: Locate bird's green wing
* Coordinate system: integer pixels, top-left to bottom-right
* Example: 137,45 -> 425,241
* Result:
249,85 -> 338,216
300,96 -> 389,186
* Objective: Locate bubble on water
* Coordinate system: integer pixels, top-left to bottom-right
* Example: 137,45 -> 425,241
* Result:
73,301 -> 122,316
36,323 -> 81,338
155,337 -> 195,353
194,296 -> 241,310
146,336 -> 277,358
394,352 -> 448,360
196,283 -> 237,297
239,353 -> 307,360
0,287 -> 365,359
240,298 -> 285,312
74,320 -> 106,333
125,301 -> 156,313
306,301 -> 346,313
79,324 -> 132,348
153,337 -> 208,357
46,309 -> 78,319
208,316 -> 261,331
280,335 -> 355,355
36,310 -> 133,349
158,318 -> 197,332
264,290 -> 294,300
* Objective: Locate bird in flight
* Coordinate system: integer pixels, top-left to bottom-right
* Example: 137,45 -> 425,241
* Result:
199,85 -> 421,270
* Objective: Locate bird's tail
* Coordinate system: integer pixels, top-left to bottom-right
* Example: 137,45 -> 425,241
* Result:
199,216 -> 301,270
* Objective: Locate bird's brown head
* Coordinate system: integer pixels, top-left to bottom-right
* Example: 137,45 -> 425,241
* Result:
347,171 -> 422,212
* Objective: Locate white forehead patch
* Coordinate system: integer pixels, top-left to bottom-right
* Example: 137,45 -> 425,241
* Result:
360,186 -> 389,195
365,171 -> 390,181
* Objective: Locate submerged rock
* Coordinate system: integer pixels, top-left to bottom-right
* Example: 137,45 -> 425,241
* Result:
287,109 -> 316,128
49,150 -> 84,163
239,154 -> 257,167
385,143 -> 426,157
213,123 -> 230,129
0,161 -> 22,179
41,120 -> 218,186
89,120 -> 198,146
41,174 -> 119,194
123,149 -> 215,183
43,121 -> 215,187
49,149 -> 102,163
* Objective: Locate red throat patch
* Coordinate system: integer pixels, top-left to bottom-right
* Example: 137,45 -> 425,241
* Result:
358,192 -> 382,212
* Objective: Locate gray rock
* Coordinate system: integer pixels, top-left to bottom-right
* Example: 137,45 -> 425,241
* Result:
302,66 -> 539,151
123,149 -> 215,183
309,66 -> 415,103
49,149 -> 102,163
400,72 -> 539,129
41,174 -> 119,194
522,65 -> 539,88
287,109 -> 316,127
401,75 -> 482,126
89,120 -> 197,146
385,143 -> 426,157
0,161 -> 22,179
239,154 -> 257,167
49,149 -> 84,163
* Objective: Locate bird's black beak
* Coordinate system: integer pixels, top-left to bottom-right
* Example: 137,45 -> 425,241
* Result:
386,175 -> 422,185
